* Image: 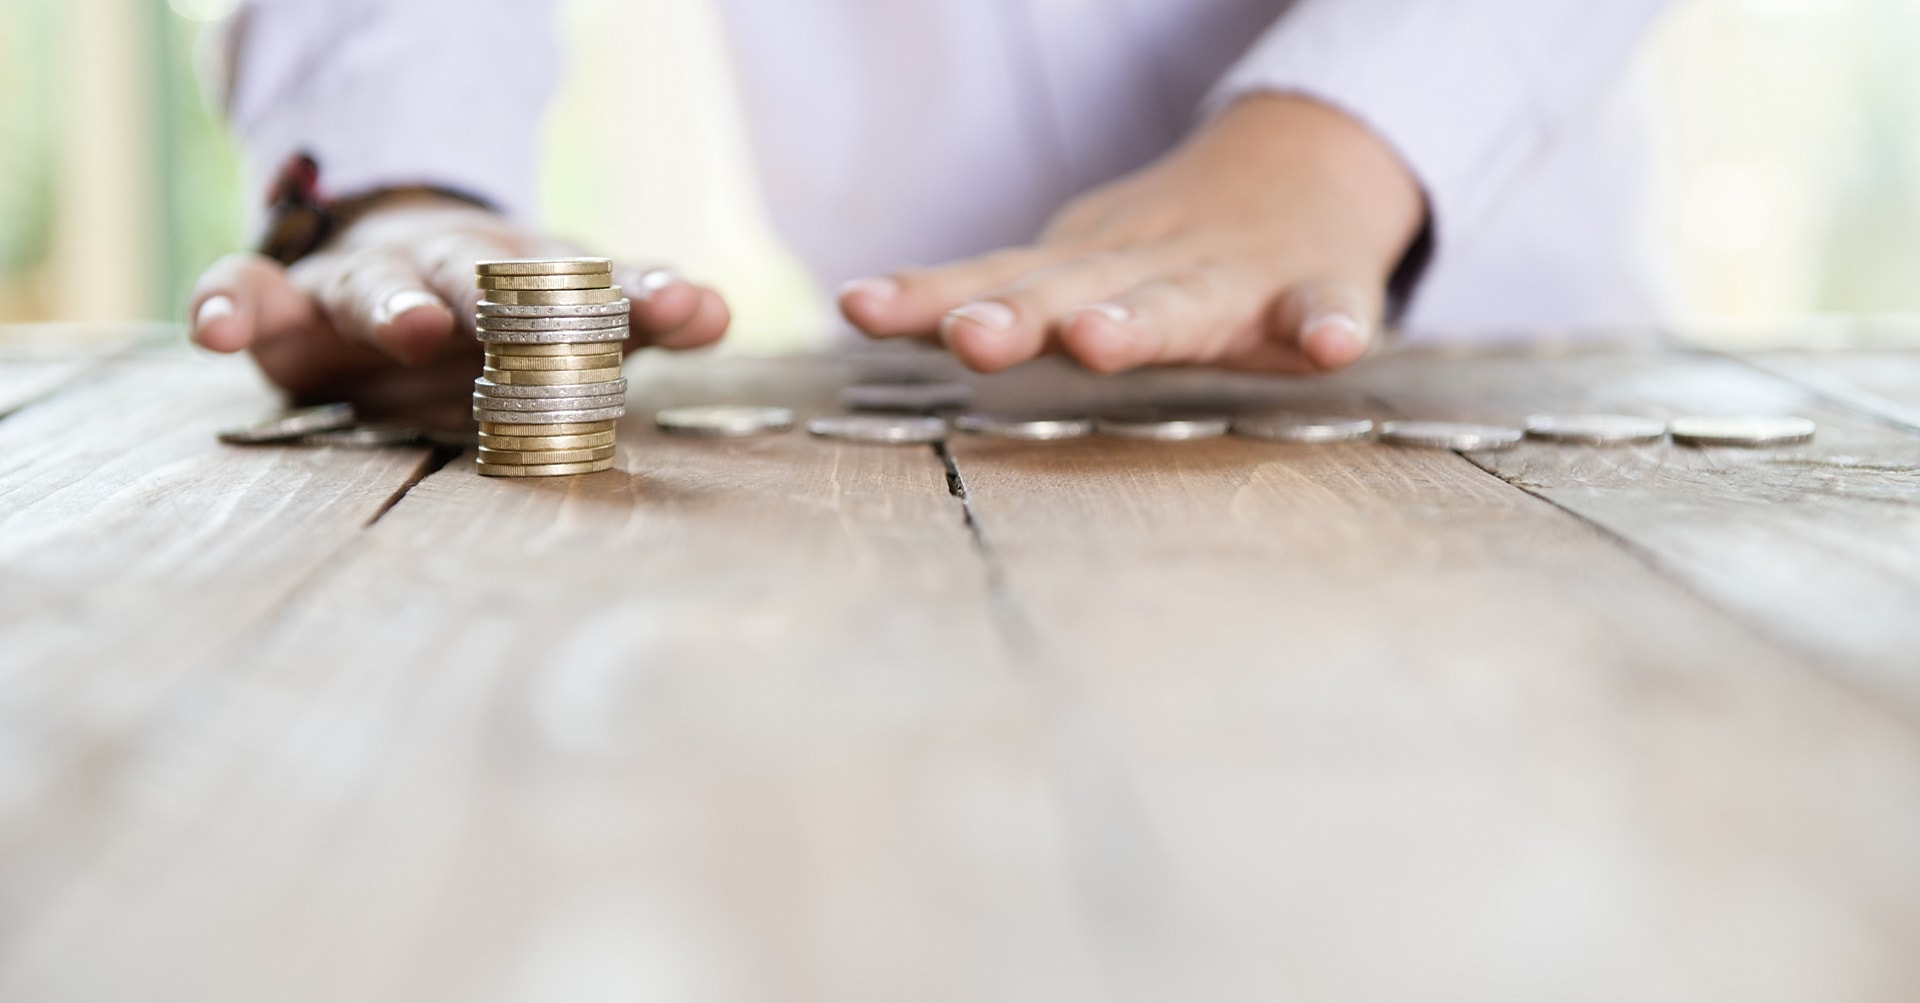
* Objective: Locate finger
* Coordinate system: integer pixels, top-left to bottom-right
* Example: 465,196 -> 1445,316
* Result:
1268,277 -> 1383,372
187,253 -> 311,354
938,250 -> 1159,373
1057,267 -> 1277,374
296,249 -> 457,364
837,245 -> 1064,338
644,288 -> 731,351
615,267 -> 706,341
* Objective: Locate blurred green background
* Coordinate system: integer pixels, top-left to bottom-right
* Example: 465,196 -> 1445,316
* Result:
1,0 -> 1917,345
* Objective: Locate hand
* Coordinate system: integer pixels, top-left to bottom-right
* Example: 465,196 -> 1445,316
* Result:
187,194 -> 730,411
840,94 -> 1426,375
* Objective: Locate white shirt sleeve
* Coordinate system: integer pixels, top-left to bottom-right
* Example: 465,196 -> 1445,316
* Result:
220,0 -> 560,222
1209,0 -> 1670,254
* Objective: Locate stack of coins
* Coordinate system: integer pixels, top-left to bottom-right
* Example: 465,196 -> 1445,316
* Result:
471,258 -> 629,477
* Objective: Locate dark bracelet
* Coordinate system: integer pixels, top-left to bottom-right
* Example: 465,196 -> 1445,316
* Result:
255,152 -> 497,266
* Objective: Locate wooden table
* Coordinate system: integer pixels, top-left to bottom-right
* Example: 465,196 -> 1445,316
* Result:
4,325 -> 1920,1002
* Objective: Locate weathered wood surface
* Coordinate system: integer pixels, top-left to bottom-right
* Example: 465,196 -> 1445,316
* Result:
5,332 -> 1920,1003
0,323 -> 157,414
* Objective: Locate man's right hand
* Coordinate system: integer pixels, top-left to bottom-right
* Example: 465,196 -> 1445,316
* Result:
187,194 -> 730,411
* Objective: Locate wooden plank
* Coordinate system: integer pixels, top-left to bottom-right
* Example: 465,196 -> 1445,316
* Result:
1338,345 -> 1920,699
0,323 -> 161,415
0,354 -> 1147,1003
1740,347 -> 1920,433
945,356 -> 1920,1000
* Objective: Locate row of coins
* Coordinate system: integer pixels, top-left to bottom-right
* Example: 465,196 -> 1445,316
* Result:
472,258 -> 629,477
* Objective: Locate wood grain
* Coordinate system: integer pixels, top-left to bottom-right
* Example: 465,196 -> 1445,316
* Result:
0,353 -> 1138,1003
945,354 -> 1920,1001
0,322 -> 159,415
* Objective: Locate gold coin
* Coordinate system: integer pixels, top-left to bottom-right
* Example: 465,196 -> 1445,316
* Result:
475,258 -> 612,277
484,350 -> 624,372
476,457 -> 617,478
481,366 -> 625,386
477,444 -> 617,465
478,430 -> 617,451
482,341 -> 630,357
481,287 -> 624,306
479,420 -> 617,437
478,272 -> 614,292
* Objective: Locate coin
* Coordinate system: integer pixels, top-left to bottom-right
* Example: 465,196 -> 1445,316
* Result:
299,425 -> 427,448
217,402 -> 356,444
654,405 -> 796,437
473,376 -> 628,400
476,300 -> 630,320
478,429 -> 617,451
476,457 -> 618,478
1379,421 -> 1524,451
1669,415 -> 1816,447
480,421 -> 617,437
1524,414 -> 1667,445
477,444 -> 618,465
483,340 -> 630,356
474,405 -> 627,425
481,366 -> 624,386
478,273 -> 613,291
1233,413 -> 1375,443
475,257 -> 612,277
473,325 -> 630,345
1095,408 -> 1231,441
472,391 -> 626,412
474,316 -> 629,334
840,382 -> 975,413
807,414 -> 947,444
484,350 -> 623,372
481,287 -> 625,306
953,412 -> 1094,441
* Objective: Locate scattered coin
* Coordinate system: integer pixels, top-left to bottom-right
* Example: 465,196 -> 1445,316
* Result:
1524,413 -> 1667,445
954,413 -> 1095,441
654,405 -> 796,437
840,382 -> 975,413
299,425 -> 428,448
1379,421 -> 1524,451
1095,408 -> 1232,441
1233,413 -> 1375,443
807,414 -> 948,444
217,402 -> 356,445
1669,415 -> 1816,448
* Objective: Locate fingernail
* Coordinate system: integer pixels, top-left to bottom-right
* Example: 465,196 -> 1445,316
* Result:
1068,302 -> 1131,326
630,268 -> 679,302
375,289 -> 443,326
1302,312 -> 1367,360
838,276 -> 899,303
194,295 -> 235,330
942,301 -> 1015,337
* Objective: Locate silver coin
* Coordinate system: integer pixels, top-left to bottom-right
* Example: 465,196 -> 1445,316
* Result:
807,414 -> 948,444
1095,408 -> 1232,442
473,405 -> 628,425
654,405 -> 796,437
474,325 -> 629,346
472,377 -> 629,400
953,413 -> 1094,441
472,392 -> 626,413
1233,413 -> 1375,443
1379,420 -> 1524,451
217,402 -> 356,445
1524,413 -> 1668,445
299,425 -> 428,448
840,382 -> 975,413
474,300 -> 631,320
1669,415 -> 1816,448
474,314 -> 629,332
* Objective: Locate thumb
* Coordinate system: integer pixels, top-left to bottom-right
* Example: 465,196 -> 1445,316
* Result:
1268,277 -> 1384,372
